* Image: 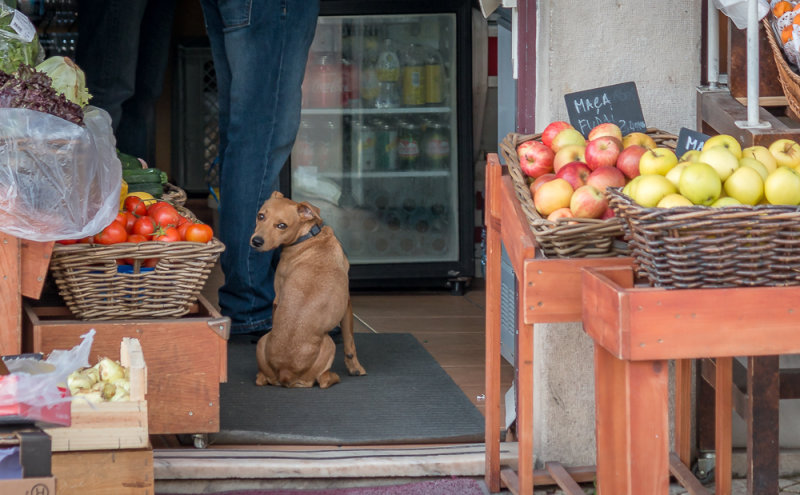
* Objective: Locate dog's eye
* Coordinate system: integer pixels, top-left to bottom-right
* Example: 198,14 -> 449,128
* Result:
277,223 -> 287,230
257,213 -> 265,221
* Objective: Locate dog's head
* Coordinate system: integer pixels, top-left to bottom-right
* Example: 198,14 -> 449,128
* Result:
250,191 -> 323,252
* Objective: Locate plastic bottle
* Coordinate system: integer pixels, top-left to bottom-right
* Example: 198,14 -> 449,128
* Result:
401,43 -> 425,107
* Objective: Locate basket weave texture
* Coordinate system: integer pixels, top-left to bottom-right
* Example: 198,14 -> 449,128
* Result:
609,188 -> 800,289
50,218 -> 224,320
499,129 -> 677,258
764,18 -> 800,118
161,182 -> 188,207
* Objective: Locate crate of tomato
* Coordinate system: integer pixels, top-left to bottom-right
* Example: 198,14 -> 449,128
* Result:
49,195 -> 225,320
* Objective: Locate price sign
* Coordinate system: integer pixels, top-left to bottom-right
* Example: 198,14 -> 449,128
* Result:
564,81 -> 646,138
675,127 -> 710,157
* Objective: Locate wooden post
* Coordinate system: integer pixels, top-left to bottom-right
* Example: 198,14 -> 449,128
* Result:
0,233 -> 21,355
715,357 -> 733,495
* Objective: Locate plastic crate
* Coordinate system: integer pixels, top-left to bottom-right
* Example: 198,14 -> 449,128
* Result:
172,41 -> 219,195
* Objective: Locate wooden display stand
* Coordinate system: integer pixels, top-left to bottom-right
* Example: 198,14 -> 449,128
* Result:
483,154 -> 633,495
581,264 -> 800,495
52,447 -> 154,495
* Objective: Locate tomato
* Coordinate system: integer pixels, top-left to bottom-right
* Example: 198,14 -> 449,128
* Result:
147,201 -> 177,216
143,258 -> 160,268
116,211 -> 137,233
124,196 -> 147,216
155,227 -> 181,242
177,221 -> 193,240
56,239 -> 78,245
127,234 -> 148,243
78,235 -> 94,244
184,223 -> 214,243
150,207 -> 181,228
95,220 -> 128,245
132,216 -> 157,237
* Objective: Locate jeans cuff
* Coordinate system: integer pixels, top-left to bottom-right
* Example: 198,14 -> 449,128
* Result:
230,318 -> 272,335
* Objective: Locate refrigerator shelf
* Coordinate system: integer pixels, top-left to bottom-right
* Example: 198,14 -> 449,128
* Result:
301,107 -> 452,116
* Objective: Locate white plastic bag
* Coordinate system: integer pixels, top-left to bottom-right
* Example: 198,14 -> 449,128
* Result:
0,106 -> 121,241
714,0 -> 770,30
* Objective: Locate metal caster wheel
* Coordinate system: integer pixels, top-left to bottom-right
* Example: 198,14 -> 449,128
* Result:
192,433 -> 208,449
692,451 -> 716,485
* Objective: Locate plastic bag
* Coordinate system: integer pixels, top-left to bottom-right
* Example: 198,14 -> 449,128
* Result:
714,0 -> 769,30
0,4 -> 40,74
0,106 -> 122,241
0,329 -> 95,411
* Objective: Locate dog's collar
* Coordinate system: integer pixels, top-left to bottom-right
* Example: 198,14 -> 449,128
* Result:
291,222 -> 323,246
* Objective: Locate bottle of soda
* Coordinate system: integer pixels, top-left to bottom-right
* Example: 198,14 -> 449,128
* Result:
424,47 -> 444,106
401,43 -> 425,107
397,119 -> 422,170
422,120 -> 450,170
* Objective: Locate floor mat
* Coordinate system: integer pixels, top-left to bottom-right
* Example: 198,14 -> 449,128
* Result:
211,333 -> 485,445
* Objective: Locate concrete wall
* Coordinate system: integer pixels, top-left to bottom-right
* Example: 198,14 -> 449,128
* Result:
529,0 -> 703,468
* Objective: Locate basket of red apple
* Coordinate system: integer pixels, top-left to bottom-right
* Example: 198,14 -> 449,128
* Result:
607,133 -> 800,289
500,122 -> 677,258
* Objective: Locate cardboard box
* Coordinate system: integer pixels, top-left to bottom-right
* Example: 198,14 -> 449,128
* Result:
0,476 -> 56,495
0,427 -> 55,495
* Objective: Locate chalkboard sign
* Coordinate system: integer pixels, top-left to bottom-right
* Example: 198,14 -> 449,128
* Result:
564,81 -> 646,138
675,127 -> 711,158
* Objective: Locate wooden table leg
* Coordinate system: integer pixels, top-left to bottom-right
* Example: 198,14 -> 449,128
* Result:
0,233 -> 22,355
674,359 -> 693,466
594,344 -> 670,495
747,356 -> 779,495
515,304 -> 534,494
715,357 -> 733,495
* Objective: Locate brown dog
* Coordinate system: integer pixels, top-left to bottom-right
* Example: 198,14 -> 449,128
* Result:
249,191 -> 366,388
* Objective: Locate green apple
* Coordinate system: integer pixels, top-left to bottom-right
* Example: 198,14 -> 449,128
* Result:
711,196 -> 742,207
622,175 -> 642,198
679,162 -> 722,205
764,166 -> 800,205
768,139 -> 800,169
742,145 -> 778,174
698,146 -> 739,182
723,166 -> 763,205
703,134 -> 742,159
550,128 -> 586,153
632,174 -> 677,207
680,149 -> 702,162
738,157 -> 769,182
665,161 -> 690,188
656,193 -> 693,208
638,147 -> 678,176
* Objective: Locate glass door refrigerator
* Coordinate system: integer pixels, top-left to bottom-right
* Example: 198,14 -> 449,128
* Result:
290,0 -> 474,291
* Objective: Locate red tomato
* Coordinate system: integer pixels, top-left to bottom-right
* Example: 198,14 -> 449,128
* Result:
78,235 -> 94,244
127,234 -> 148,243
147,201 -> 177,216
143,258 -> 160,268
95,220 -> 128,245
177,221 -> 193,240
151,207 -> 181,228
132,216 -> 157,237
124,196 -> 148,216
184,223 -> 214,243
116,211 -> 137,233
56,239 -> 78,245
155,227 -> 181,242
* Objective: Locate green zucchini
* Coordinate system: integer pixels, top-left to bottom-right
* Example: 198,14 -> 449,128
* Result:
123,168 -> 163,184
117,150 -> 143,171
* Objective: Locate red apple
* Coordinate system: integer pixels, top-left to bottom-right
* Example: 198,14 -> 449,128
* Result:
555,161 -> 592,190
584,136 -> 622,170
586,166 -> 626,193
553,144 -> 586,172
533,178 -> 573,216
516,140 -> 555,178
541,121 -> 573,149
615,144 -> 647,180
530,173 -> 557,195
601,207 -> 615,219
587,122 -> 623,142
570,184 -> 608,219
547,207 -> 574,222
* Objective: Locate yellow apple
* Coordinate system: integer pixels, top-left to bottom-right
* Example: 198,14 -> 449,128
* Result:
711,196 -> 743,207
742,145 -> 778,174
665,161 -> 690,188
553,144 -> 587,172
723,166 -> 763,205
768,139 -> 800,169
698,146 -> 739,182
550,128 -> 586,153
632,174 -> 677,207
534,178 -> 574,216
738,157 -> 768,182
764,166 -> 800,205
622,175 -> 642,197
621,132 -> 657,150
657,193 -> 693,208
703,134 -> 742,159
680,149 -> 702,162
679,162 -> 722,205
638,147 -> 678,176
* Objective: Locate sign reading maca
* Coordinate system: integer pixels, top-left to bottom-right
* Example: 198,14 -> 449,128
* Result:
565,81 -> 647,138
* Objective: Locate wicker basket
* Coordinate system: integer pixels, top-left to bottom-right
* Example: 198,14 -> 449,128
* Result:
49,236 -> 224,320
499,128 -> 678,258
161,182 -> 188,207
608,188 -> 800,289
764,18 -> 800,118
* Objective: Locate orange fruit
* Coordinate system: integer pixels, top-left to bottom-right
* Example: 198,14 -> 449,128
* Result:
783,24 -> 794,44
794,15 -> 800,26
793,3 -> 800,12
775,1 -> 793,17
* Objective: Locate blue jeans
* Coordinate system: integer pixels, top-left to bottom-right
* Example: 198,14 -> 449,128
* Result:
76,0 -> 177,166
200,0 -> 319,334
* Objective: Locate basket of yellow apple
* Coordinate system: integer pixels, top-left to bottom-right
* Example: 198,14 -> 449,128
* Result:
501,121 -> 677,258
608,133 -> 800,289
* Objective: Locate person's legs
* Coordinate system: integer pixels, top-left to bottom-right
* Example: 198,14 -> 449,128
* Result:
76,0 -> 147,131
200,0 -> 319,335
115,0 -> 178,165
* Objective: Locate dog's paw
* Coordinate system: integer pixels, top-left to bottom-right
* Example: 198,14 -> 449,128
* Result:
346,362 -> 367,377
255,372 -> 269,386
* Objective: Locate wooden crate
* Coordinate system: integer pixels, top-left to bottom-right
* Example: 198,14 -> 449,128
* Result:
52,446 -> 154,495
45,338 -> 148,452
23,295 -> 229,435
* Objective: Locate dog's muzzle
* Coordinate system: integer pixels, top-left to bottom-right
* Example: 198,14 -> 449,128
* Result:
250,236 -> 265,248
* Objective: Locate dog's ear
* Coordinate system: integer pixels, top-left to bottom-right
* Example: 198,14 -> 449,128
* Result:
270,191 -> 284,199
297,202 -> 321,222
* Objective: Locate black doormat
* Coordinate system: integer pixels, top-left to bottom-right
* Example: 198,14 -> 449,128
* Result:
210,333 -> 485,445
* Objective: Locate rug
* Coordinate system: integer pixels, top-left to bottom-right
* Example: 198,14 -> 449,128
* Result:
184,478 -> 487,495
210,333 -> 485,445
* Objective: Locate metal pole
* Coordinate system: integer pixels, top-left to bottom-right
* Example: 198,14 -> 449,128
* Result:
708,0 -> 719,89
746,0 -> 759,125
